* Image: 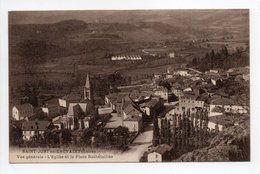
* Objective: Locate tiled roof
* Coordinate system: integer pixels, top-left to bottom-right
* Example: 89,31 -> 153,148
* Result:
209,115 -> 234,126
68,103 -> 87,116
43,98 -> 59,107
211,98 -> 234,105
124,115 -> 142,121
22,121 -> 49,131
61,93 -> 82,102
14,103 -> 33,111
123,104 -> 142,117
140,98 -> 160,108
150,144 -> 172,155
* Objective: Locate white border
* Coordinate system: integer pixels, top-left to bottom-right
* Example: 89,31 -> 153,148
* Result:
1,0 -> 260,174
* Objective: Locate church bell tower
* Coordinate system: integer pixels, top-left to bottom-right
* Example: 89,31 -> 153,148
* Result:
84,73 -> 91,100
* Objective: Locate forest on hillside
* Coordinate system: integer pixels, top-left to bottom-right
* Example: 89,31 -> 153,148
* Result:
189,46 -> 249,72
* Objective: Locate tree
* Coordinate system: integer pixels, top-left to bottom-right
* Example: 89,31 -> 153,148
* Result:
9,125 -> 23,146
152,117 -> 160,146
158,80 -> 171,90
17,39 -> 48,73
172,114 -> 177,147
114,126 -> 130,150
61,129 -> 72,145
81,129 -> 93,145
35,107 -> 46,120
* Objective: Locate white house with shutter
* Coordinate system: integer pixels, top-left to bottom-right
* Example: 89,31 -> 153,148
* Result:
12,103 -> 34,120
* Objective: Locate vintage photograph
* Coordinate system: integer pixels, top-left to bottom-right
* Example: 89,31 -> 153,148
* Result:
9,10 -> 250,163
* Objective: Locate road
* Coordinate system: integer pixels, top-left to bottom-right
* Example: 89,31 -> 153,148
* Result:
120,124 -> 153,162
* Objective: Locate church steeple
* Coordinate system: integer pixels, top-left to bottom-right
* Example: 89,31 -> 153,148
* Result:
84,73 -> 91,100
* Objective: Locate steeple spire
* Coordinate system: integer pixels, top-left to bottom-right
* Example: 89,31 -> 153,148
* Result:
84,73 -> 91,100
85,73 -> 90,89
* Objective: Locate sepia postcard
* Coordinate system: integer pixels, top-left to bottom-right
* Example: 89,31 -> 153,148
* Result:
9,9 -> 250,163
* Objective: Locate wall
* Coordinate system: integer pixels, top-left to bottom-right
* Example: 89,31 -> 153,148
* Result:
147,152 -> 162,162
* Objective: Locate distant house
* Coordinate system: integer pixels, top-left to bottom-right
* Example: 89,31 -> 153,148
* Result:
169,52 -> 175,58
174,70 -> 189,76
179,94 -> 205,110
123,115 -> 143,132
139,97 -> 164,117
242,74 -> 250,81
154,73 -> 162,79
210,69 -> 222,74
78,117 -> 93,129
22,121 -> 49,141
211,76 -> 223,86
52,115 -> 74,130
122,103 -> 143,132
147,144 -> 172,162
172,87 -> 184,98
209,98 -> 248,115
154,86 -> 168,101
104,114 -> 123,132
42,98 -> 60,117
165,73 -> 174,79
111,55 -> 142,61
105,92 -> 130,114
183,87 -> 193,92
12,103 -> 34,120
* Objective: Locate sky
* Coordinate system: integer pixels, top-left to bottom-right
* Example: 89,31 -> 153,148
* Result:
9,9 -> 249,25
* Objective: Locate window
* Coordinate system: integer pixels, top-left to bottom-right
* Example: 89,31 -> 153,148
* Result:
155,154 -> 158,158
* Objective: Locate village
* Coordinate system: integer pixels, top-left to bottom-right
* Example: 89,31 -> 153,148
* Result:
10,62 -> 250,162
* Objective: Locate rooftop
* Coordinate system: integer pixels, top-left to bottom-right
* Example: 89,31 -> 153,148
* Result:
149,144 -> 172,155
22,120 -> 50,131
14,103 -> 33,111
210,98 -> 234,105
123,103 -> 142,117
104,114 -> 122,129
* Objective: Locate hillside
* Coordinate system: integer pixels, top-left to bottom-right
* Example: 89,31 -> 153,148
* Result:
174,118 -> 250,162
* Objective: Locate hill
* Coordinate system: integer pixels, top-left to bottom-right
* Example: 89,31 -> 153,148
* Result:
174,118 -> 250,162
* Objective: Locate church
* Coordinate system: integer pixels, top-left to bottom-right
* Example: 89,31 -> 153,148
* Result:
57,73 -> 96,130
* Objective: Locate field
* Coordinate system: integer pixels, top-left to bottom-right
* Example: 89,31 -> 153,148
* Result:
9,10 -> 249,91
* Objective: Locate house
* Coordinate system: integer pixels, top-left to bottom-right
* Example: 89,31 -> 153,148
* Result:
122,102 -> 143,132
210,69 -> 222,74
211,76 -> 223,86
242,74 -> 250,81
123,115 -> 143,132
129,91 -> 153,103
105,92 -> 130,114
179,94 -> 205,110
165,73 -> 174,79
139,97 -> 164,117
52,115 -> 74,130
78,117 -> 93,129
207,114 -> 240,131
147,144 -> 172,162
12,103 -> 34,120
104,114 -> 123,132
183,87 -> 193,92
174,69 -> 189,76
154,73 -> 162,79
209,98 -> 248,115
41,98 -> 60,117
169,52 -> 175,58
172,87 -> 184,98
154,86 -> 168,101
21,120 -> 49,141
111,55 -> 142,61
